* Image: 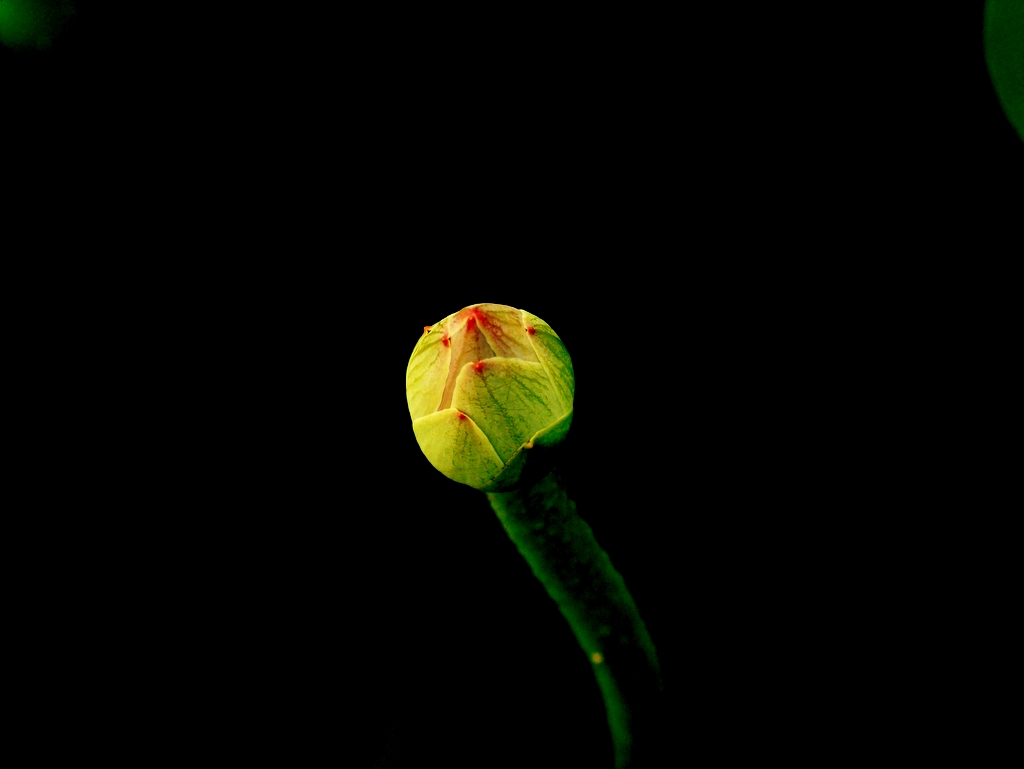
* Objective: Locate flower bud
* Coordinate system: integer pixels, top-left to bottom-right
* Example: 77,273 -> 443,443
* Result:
406,303 -> 574,491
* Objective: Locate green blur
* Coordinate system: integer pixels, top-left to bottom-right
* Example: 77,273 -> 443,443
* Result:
985,0 -> 1024,142
0,0 -> 75,53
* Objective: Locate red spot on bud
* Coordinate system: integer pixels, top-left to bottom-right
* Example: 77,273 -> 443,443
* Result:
458,412 -> 467,420
441,334 -> 450,347
473,362 -> 485,373
527,326 -> 536,335
465,316 -> 477,333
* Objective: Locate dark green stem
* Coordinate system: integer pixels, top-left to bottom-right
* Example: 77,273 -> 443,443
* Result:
486,470 -> 664,769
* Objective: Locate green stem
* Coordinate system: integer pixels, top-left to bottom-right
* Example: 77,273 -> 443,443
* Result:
487,470 -> 664,769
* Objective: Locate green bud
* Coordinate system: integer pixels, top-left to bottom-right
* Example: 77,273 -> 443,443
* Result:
407,303 -> 575,491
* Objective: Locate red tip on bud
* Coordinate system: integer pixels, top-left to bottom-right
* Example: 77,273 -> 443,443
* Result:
473,362 -> 485,372
458,412 -> 467,420
526,326 -> 536,335
423,326 -> 432,334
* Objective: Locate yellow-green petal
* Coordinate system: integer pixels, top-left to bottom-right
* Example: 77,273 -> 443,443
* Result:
411,409 -> 504,489
523,312 -> 575,416
406,325 -> 452,420
452,358 -> 561,464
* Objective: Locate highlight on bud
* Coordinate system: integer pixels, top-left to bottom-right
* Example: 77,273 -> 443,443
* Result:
406,304 -> 574,491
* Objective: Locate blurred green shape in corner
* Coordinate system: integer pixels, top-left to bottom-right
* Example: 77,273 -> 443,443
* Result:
985,0 -> 1024,143
0,0 -> 76,54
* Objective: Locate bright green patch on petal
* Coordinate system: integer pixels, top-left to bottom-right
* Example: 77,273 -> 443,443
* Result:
412,409 -> 505,489
452,358 -> 561,464
475,408 -> 574,492
523,312 -> 575,416
530,408 -> 573,449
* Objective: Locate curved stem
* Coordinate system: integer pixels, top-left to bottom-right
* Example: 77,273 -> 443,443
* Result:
487,470 -> 664,769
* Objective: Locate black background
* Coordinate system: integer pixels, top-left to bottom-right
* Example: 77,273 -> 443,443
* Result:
7,3 -> 1020,245
10,3 -> 1017,766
